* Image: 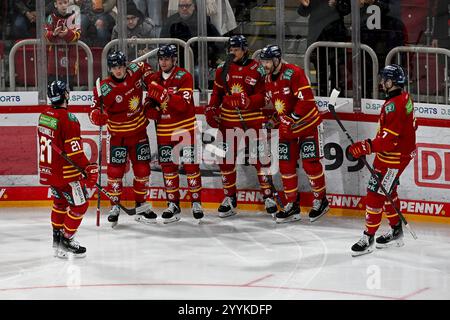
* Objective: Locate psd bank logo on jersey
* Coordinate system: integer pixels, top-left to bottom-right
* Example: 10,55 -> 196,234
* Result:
414,143 -> 450,189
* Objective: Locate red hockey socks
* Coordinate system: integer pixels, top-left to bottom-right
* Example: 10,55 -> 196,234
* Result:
219,164 -> 237,196
163,171 -> 180,202
107,177 -> 123,205
133,176 -> 149,203
364,205 -> 383,235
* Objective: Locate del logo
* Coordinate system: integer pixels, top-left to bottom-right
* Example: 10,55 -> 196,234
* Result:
414,143 -> 450,189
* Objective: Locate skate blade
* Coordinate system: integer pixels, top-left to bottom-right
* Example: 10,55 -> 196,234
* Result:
56,250 -> 86,259
276,214 -> 301,224
193,214 -> 204,221
135,216 -> 157,225
376,239 -> 404,249
351,247 -> 374,257
309,206 -> 330,223
163,215 -> 181,224
218,210 -> 237,218
110,221 -> 118,228
196,217 -> 204,224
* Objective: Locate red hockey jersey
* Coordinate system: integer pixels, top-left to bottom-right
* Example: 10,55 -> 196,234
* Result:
45,11 -> 81,76
372,90 -> 417,168
38,106 -> 90,187
148,66 -> 197,144
209,59 -> 266,129
264,63 -> 321,137
91,62 -> 154,137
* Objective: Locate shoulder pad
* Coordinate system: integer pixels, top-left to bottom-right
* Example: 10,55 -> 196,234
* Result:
282,68 -> 295,80
68,112 -> 79,123
128,63 -> 139,73
175,70 -> 187,79
405,97 -> 413,115
385,102 -> 396,114
100,82 -> 113,97
257,64 -> 266,77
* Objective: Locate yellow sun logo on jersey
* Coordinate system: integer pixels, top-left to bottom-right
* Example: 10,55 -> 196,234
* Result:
274,98 -> 285,114
129,96 -> 140,113
159,100 -> 168,113
231,83 -> 243,94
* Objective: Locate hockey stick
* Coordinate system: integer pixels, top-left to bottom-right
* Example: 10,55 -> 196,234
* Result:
51,143 -> 150,216
327,89 -> 417,240
95,77 -> 103,226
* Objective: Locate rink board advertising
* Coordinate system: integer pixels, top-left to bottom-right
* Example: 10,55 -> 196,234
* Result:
0,93 -> 449,221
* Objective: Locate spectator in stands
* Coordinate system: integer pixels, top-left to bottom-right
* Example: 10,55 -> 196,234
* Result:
75,0 -> 116,47
45,0 -> 81,89
11,0 -> 54,40
298,0 -> 351,97
132,0 -> 167,35
112,2 -> 156,60
360,0 -> 405,98
167,0 -> 237,35
160,0 -> 223,86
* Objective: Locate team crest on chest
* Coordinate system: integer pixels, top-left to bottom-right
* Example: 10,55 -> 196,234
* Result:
274,98 -> 285,114
231,83 -> 243,93
115,95 -> 123,103
128,96 -> 140,113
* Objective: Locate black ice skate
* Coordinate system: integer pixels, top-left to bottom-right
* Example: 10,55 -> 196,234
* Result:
192,202 -> 204,221
52,229 -> 61,257
108,205 -> 120,228
134,202 -> 157,225
351,232 -> 375,257
309,196 -> 330,223
162,202 -> 181,224
264,197 -> 278,217
275,202 -> 301,223
376,222 -> 404,249
57,236 -> 86,259
218,195 -> 237,218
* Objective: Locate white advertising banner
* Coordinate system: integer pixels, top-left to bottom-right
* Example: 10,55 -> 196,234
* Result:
1,112 -> 449,204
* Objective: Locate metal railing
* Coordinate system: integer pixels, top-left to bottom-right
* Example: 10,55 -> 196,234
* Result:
9,39 -> 93,90
185,36 -> 229,104
304,41 -> 379,99
386,46 -> 450,104
102,38 -> 192,78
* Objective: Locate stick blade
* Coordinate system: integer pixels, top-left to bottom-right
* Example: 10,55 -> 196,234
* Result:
95,77 -> 101,94
327,88 -> 341,113
405,223 -> 418,240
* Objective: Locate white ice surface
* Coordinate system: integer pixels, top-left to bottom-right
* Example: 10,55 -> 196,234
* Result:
0,207 -> 449,300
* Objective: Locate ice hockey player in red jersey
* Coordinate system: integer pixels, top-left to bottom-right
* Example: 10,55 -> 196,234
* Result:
205,35 -> 278,218
144,44 -> 203,223
259,44 -> 329,223
89,51 -> 156,227
349,64 -> 417,257
38,80 -> 98,258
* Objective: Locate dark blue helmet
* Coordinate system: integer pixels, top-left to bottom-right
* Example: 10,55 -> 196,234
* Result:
228,35 -> 248,50
380,64 -> 406,87
259,44 -> 282,60
107,50 -> 127,68
157,44 -> 178,58
47,80 -> 69,105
